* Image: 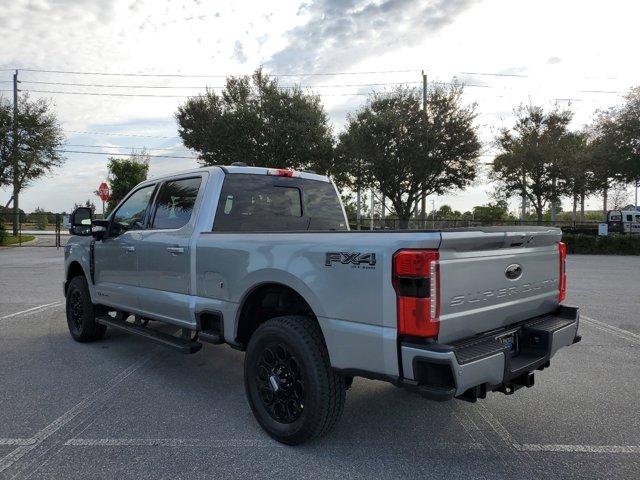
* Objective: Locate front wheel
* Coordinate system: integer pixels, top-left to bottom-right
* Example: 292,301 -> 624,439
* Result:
65,276 -> 107,342
244,316 -> 346,445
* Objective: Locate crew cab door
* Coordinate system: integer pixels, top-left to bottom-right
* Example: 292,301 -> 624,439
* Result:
136,176 -> 203,327
94,183 -> 157,312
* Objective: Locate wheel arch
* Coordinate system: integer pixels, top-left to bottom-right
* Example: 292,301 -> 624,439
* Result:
65,260 -> 87,293
234,280 -> 323,349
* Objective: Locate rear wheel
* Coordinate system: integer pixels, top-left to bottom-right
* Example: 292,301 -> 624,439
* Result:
244,315 -> 346,445
65,276 -> 107,342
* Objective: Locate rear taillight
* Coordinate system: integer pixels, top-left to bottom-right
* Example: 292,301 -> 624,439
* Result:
558,241 -> 567,302
392,249 -> 440,338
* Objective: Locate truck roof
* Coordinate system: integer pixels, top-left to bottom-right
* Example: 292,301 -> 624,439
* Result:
148,165 -> 331,183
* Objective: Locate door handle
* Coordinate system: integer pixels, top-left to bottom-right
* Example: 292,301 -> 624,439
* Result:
122,246 -> 135,253
166,246 -> 185,255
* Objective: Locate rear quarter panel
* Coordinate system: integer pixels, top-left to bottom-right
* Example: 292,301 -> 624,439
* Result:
195,231 -> 441,376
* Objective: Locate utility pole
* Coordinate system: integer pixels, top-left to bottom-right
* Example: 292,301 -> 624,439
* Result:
356,186 -> 361,230
370,188 -> 374,230
11,70 -> 19,237
420,70 -> 427,227
431,198 -> 436,229
550,177 -> 557,224
422,70 -> 427,110
520,168 -> 527,223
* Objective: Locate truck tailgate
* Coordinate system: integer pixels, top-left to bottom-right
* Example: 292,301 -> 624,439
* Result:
437,228 -> 563,344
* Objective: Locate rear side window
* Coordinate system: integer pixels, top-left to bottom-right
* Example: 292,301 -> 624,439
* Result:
302,180 -> 346,230
151,177 -> 201,229
213,173 -> 346,231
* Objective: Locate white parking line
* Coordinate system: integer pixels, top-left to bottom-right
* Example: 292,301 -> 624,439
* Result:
65,438 -> 282,448
0,302 -> 64,321
0,352 -> 156,474
581,315 -> 640,342
63,438 -> 485,450
0,439 -> 36,446
516,443 -> 640,454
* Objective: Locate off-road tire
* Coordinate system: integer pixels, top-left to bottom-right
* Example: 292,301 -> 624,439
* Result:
244,315 -> 346,445
65,275 -> 107,342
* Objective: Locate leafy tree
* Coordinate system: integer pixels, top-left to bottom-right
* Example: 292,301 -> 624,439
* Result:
587,114 -> 628,217
598,87 -> 640,184
340,191 -> 370,222
0,95 -> 65,235
74,199 -> 97,214
608,183 -> 632,210
559,131 -> 599,221
176,69 -> 333,171
106,152 -> 150,212
435,204 -> 462,219
492,105 -> 576,222
335,85 -> 481,229
588,87 -> 640,216
33,206 -> 47,230
472,200 -> 515,224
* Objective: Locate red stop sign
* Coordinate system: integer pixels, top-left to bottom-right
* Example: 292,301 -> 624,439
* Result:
97,182 -> 110,202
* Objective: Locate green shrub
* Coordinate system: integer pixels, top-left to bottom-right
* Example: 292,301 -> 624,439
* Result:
34,207 -> 48,230
562,233 -> 640,255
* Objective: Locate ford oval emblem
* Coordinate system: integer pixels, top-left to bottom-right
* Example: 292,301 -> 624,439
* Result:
505,263 -> 523,280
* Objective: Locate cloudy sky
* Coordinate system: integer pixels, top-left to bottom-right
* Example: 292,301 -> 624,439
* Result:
1,0 -> 639,214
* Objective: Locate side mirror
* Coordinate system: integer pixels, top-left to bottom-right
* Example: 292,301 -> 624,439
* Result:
69,207 -> 93,236
91,219 -> 110,241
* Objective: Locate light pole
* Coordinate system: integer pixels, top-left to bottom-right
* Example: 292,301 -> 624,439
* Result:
432,198 -> 435,229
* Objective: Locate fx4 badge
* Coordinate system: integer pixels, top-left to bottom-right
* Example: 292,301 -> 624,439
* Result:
325,252 -> 377,268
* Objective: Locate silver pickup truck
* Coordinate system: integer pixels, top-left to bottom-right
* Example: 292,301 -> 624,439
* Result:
64,165 -> 580,444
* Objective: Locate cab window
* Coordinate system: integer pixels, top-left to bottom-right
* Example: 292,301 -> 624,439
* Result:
151,177 -> 202,230
111,184 -> 156,233
213,173 -> 346,232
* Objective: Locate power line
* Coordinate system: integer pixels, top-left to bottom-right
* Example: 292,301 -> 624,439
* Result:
25,89 -> 187,98
15,67 -> 631,82
579,89 -> 626,94
65,143 -> 186,151
458,71 -> 528,78
18,67 -> 420,78
21,88 -> 376,97
56,149 -> 197,159
20,86 -> 626,101
64,130 -> 178,139
57,147 -> 496,163
20,80 -> 424,89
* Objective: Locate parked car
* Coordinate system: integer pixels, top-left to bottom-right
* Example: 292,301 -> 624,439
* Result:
64,165 -> 580,444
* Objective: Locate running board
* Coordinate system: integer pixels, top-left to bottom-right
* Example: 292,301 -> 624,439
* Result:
96,315 -> 202,354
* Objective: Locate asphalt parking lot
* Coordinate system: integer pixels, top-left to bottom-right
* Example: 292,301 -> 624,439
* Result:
0,247 -> 638,479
